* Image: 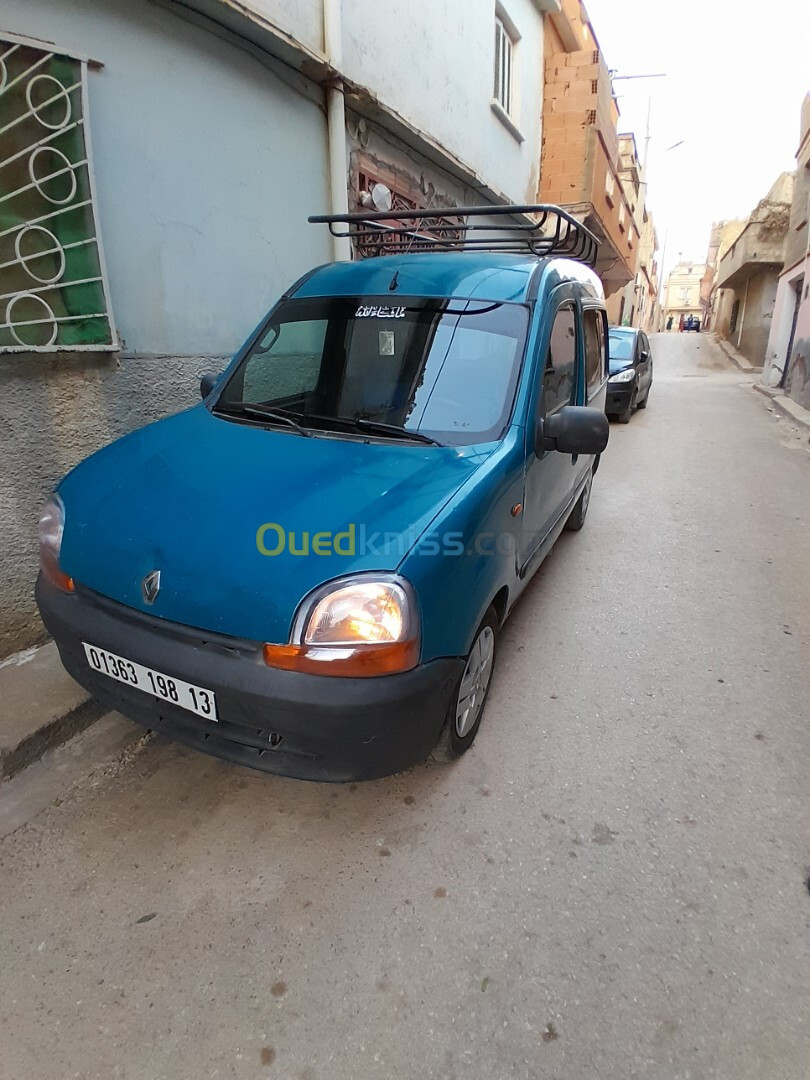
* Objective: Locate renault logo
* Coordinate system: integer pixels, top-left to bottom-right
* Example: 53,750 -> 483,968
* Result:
142,569 -> 161,605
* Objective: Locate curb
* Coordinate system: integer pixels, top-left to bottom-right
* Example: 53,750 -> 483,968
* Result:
753,382 -> 810,436
712,335 -> 759,374
0,642 -> 107,780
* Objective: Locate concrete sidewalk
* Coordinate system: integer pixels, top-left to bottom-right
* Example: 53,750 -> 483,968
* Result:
753,382 -> 810,438
0,642 -> 108,779
712,333 -> 760,374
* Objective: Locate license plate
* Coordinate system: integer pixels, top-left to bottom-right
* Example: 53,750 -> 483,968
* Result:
83,642 -> 217,721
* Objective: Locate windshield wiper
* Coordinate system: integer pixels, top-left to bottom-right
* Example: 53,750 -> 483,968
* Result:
213,401 -> 312,437
352,418 -> 441,445
296,412 -> 440,445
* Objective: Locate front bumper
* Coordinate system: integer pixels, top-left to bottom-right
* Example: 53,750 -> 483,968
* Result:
606,382 -> 635,414
37,576 -> 463,782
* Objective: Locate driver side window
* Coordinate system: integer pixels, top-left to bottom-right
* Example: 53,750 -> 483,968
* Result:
542,305 -> 576,416
242,320 -> 326,403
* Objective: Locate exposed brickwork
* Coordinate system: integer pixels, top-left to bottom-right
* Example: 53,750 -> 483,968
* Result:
539,42 -> 638,290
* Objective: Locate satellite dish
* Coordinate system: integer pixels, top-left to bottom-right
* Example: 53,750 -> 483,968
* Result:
371,183 -> 393,213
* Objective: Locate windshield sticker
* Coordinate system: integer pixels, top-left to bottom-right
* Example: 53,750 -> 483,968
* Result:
379,331 -> 395,356
355,305 -> 406,319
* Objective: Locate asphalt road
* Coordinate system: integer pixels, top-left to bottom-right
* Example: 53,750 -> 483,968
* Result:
2,333 -> 809,1080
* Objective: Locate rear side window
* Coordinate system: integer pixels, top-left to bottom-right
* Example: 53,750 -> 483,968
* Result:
542,305 -> 576,415
583,309 -> 606,395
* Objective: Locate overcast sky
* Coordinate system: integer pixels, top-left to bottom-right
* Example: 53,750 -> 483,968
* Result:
583,0 -> 810,277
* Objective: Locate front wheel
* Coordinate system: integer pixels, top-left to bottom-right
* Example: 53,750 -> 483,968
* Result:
430,609 -> 498,763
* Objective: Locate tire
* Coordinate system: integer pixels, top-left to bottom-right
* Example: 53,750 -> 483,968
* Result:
565,469 -> 593,532
637,390 -> 649,409
430,608 -> 498,763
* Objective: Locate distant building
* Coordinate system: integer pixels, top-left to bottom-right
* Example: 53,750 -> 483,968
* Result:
712,172 -> 794,366
615,134 -> 659,330
664,262 -> 707,328
762,94 -> 810,406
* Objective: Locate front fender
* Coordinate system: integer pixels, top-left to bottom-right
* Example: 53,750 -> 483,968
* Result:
401,431 -> 525,661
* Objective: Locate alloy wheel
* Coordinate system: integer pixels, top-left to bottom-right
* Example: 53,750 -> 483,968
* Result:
455,626 -> 495,738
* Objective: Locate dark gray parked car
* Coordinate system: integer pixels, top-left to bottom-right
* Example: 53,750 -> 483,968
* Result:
606,327 -> 653,423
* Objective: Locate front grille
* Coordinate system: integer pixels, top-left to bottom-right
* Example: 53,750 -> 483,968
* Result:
75,584 -> 262,660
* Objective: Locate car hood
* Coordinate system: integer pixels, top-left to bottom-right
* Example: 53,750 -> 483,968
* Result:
58,406 -> 494,643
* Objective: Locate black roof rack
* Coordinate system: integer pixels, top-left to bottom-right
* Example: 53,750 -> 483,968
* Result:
308,203 -> 600,267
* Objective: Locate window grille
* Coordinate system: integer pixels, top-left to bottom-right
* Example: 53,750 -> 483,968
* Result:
0,35 -> 115,352
493,16 -> 513,115
352,170 -> 463,259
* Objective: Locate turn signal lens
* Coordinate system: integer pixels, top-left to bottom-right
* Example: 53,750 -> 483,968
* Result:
263,576 -> 419,676
38,494 -> 74,593
263,638 -> 419,677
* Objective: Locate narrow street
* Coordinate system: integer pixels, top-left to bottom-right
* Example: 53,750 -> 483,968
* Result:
1,334 -> 808,1080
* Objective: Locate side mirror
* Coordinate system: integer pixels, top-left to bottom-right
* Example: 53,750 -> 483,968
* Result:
639,349 -> 650,362
200,373 -> 219,399
536,406 -> 609,456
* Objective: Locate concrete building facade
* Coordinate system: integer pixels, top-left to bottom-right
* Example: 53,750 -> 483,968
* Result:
762,94 -> 810,406
712,172 -> 794,366
0,0 -> 552,655
699,220 -> 745,332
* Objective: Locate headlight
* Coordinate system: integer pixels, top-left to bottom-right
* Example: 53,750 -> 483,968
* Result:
609,368 -> 636,384
38,493 -> 74,592
304,581 -> 410,645
263,575 -> 419,677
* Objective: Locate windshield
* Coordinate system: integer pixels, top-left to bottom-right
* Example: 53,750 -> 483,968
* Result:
214,296 -> 529,446
608,331 -> 635,371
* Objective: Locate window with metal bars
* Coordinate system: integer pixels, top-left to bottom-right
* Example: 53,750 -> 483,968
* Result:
0,34 -> 114,352
493,15 -> 514,116
352,169 -> 463,258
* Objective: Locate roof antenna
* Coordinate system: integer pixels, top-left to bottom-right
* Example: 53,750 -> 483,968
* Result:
388,269 -> 399,291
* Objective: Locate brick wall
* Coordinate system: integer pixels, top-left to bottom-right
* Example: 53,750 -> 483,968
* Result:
539,44 -> 638,283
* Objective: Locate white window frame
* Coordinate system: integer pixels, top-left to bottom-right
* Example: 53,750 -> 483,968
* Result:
491,5 -> 523,142
493,14 -> 514,116
605,169 -> 615,205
